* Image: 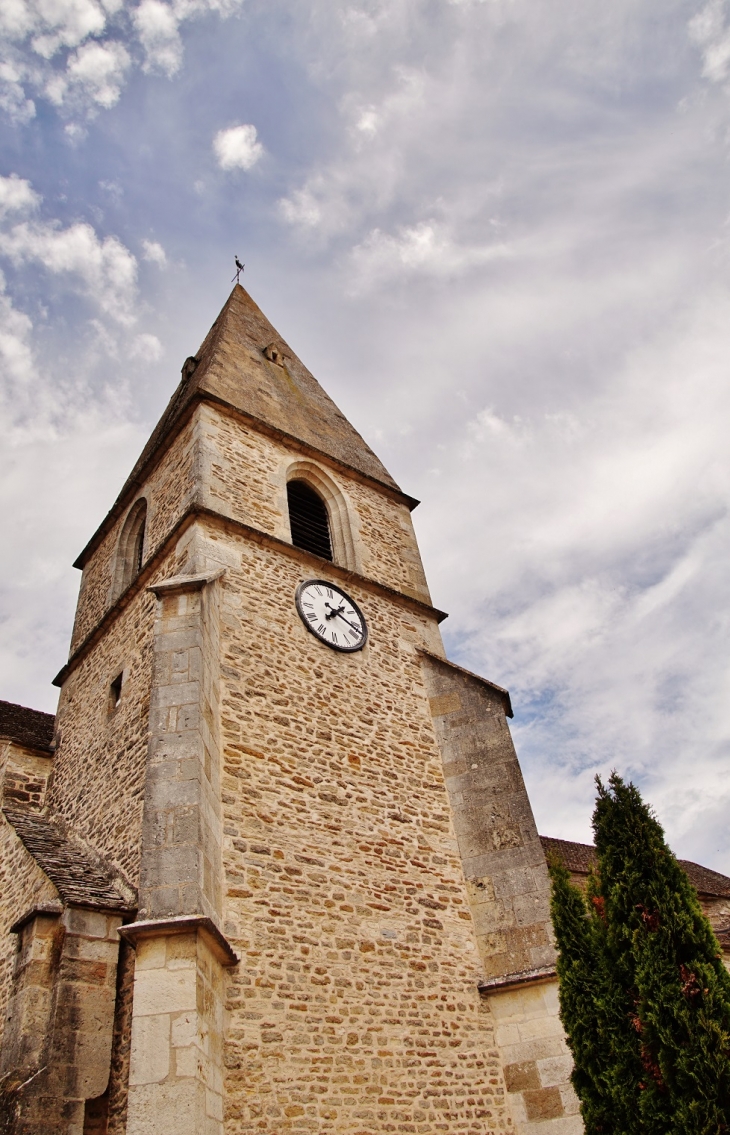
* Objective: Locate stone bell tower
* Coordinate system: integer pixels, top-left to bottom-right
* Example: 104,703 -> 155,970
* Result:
0,285 -> 580,1135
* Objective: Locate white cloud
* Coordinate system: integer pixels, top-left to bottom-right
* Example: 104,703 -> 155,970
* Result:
0,0 -> 247,119
350,221 -> 511,288
0,173 -> 40,219
278,183 -> 326,229
0,175 -> 138,322
29,0 -> 107,59
141,238 -> 167,265
46,39 -> 130,108
354,106 -> 380,136
0,56 -> 35,122
133,0 -> 182,76
0,221 -> 138,320
0,270 -> 35,387
130,331 -> 163,359
213,123 -> 264,171
689,0 -> 730,82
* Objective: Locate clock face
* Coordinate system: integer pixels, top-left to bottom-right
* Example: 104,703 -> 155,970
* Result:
295,580 -> 368,652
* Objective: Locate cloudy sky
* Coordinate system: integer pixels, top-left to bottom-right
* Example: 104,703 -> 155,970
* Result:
2,0 -> 730,869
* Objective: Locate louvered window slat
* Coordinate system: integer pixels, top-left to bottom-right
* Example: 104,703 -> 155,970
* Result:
287,481 -> 333,561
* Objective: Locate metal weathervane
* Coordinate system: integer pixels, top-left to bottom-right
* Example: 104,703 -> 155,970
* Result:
232,256 -> 245,284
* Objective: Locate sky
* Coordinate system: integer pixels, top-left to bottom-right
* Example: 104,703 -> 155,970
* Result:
2,0 -> 730,870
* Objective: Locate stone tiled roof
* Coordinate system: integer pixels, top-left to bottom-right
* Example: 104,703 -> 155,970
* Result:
0,699 -> 54,752
75,285 -> 407,568
4,809 -> 136,912
540,835 -> 730,898
540,836 -> 598,874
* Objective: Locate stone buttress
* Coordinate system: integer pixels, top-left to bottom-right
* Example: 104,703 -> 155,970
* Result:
0,285 -> 580,1135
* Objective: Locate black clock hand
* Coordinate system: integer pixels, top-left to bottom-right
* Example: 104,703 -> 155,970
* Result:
332,610 -> 362,635
324,601 -> 359,632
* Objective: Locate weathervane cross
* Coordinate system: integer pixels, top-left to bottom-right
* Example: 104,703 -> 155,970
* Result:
232,256 -> 245,284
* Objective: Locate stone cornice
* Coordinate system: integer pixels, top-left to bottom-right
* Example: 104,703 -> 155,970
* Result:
477,965 -> 557,994
54,504 -> 448,688
118,915 -> 239,967
147,567 -> 225,597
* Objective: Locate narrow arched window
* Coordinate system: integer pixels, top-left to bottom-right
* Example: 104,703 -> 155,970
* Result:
287,480 -> 332,561
133,514 -> 146,575
114,498 -> 148,596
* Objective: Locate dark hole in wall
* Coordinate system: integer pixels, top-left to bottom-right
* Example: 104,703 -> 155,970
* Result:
109,674 -> 123,713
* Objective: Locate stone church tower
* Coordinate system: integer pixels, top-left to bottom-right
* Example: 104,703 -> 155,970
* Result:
0,286 -> 583,1134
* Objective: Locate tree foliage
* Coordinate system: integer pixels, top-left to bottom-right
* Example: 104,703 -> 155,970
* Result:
549,772 -> 730,1135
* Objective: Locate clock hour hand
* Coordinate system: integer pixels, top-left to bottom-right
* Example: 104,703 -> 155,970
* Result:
324,601 -> 344,621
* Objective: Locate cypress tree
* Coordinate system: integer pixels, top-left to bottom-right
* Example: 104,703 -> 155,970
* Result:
549,860 -> 643,1134
550,772 -> 730,1135
594,773 -> 730,1135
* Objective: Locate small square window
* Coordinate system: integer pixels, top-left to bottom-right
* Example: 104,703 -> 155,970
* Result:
109,673 -> 123,713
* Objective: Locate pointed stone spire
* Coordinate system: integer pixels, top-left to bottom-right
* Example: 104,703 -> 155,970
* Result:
131,284 -> 400,495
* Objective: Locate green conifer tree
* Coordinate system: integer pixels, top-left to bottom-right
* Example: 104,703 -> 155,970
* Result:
594,773 -> 730,1135
550,772 -> 730,1135
549,860 -> 643,1134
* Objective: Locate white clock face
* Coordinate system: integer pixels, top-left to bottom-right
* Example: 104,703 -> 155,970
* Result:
295,580 -> 368,652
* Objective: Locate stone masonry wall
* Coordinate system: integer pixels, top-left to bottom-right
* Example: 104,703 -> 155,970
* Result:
0,821 -> 58,1053
419,654 -> 581,1134
51,584 -> 158,885
420,657 -> 555,982
70,414 -> 198,655
0,741 -> 59,1056
1,906 -> 123,1135
0,742 -> 53,811
106,939 -> 136,1135
170,515 -> 514,1134
490,981 -> 580,1133
195,403 -> 432,604
125,927 -> 227,1135
137,572 -> 224,923
70,403 -> 432,665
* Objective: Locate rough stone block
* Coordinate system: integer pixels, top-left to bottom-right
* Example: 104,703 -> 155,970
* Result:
128,1016 -> 172,1085
504,1060 -> 540,1093
523,1086 -> 564,1122
133,966 -> 197,1016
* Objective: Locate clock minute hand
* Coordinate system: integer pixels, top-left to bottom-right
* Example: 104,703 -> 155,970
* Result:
324,601 -> 362,636
332,610 -> 362,635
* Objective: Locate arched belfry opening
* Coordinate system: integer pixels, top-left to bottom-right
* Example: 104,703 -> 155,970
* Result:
285,462 -> 358,570
287,480 -> 333,561
113,498 -> 148,596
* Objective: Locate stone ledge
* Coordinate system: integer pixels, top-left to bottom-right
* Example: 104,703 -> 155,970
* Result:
477,965 -> 557,994
9,901 -> 64,934
118,915 -> 239,967
147,568 -> 225,597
